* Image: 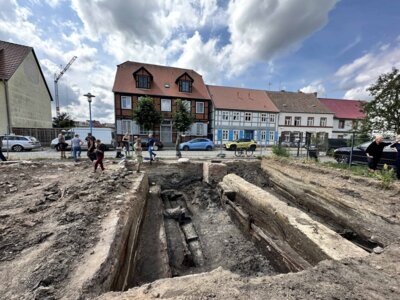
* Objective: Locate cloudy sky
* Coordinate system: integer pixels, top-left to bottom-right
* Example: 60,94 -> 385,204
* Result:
1,0 -> 399,122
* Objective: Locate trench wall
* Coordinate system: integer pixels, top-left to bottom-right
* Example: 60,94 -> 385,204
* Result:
79,173 -> 149,298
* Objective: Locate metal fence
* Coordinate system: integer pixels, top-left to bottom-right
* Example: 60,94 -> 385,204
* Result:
10,127 -> 66,146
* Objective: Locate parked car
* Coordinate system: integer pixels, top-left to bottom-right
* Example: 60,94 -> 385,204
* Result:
224,138 -> 256,151
0,135 -> 41,152
179,138 -> 214,151
139,137 -> 164,150
333,141 -> 397,168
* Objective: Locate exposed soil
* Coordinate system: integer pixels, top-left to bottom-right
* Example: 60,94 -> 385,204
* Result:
1,158 -> 400,300
0,160 -> 137,299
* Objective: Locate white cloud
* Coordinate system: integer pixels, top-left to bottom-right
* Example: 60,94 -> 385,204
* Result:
300,82 -> 326,96
226,0 -> 338,74
335,41 -> 400,100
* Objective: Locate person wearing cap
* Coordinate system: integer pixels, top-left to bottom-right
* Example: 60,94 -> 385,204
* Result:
390,135 -> 400,179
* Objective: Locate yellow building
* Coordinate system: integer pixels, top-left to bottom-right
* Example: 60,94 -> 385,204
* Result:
0,40 -> 53,135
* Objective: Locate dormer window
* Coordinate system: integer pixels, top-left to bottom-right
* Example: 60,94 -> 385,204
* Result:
179,80 -> 192,93
133,67 -> 153,89
137,75 -> 150,89
176,72 -> 194,93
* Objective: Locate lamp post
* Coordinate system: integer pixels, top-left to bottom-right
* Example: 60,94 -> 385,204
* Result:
84,93 -> 95,134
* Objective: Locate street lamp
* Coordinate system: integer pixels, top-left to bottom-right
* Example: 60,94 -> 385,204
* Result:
84,93 -> 95,134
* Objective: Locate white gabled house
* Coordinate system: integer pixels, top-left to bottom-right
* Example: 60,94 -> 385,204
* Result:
266,91 -> 334,143
207,85 -> 279,145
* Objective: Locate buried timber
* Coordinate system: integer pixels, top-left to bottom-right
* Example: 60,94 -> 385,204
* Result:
0,159 -> 399,299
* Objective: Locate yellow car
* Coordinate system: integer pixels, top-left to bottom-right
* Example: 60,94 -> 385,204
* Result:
224,138 -> 257,151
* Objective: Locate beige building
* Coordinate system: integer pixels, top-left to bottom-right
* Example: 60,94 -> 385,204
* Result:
0,40 -> 53,135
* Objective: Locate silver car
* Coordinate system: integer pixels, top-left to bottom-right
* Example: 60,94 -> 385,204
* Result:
0,135 -> 42,152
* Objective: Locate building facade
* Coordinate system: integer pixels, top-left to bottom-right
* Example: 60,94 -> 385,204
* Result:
319,98 -> 366,139
266,91 -> 334,143
0,40 -> 53,135
207,85 -> 279,145
113,62 -> 211,144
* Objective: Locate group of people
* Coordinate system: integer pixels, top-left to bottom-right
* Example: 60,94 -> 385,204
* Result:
57,131 -> 106,173
365,134 -> 400,179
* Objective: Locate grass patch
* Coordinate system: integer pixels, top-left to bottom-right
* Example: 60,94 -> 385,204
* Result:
321,162 -> 396,189
272,145 -> 290,157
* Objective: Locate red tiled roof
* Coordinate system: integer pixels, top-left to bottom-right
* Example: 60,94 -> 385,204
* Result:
112,61 -> 211,100
319,98 -> 366,119
206,85 -> 279,112
0,40 -> 32,80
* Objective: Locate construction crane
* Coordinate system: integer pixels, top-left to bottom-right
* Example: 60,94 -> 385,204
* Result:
54,56 -> 77,116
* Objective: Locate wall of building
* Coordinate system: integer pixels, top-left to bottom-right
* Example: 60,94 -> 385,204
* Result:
0,82 -> 8,135
7,51 -> 52,130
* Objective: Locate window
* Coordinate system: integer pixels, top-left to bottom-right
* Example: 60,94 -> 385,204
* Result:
222,111 -> 229,121
122,120 -> 132,133
233,130 -> 239,140
196,102 -> 204,114
338,120 -> 345,129
261,131 -> 266,140
320,117 -> 327,127
161,99 -> 171,112
269,131 -> 275,141
294,117 -> 301,126
338,135 -> 344,139
245,112 -> 252,121
179,80 -> 192,93
222,129 -> 229,140
196,123 -> 205,135
285,116 -> 292,125
121,96 -> 132,109
261,113 -> 267,122
307,117 -> 314,126
232,112 -> 240,121
140,125 -> 150,135
137,75 -> 150,89
182,100 -> 191,112
269,114 -> 276,123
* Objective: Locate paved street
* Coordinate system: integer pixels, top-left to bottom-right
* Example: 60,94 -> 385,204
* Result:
1,147 -> 336,162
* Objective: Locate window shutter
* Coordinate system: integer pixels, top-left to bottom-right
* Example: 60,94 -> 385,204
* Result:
116,119 -> 122,134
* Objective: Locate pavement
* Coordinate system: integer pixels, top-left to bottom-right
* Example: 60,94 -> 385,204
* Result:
1,147 -> 336,163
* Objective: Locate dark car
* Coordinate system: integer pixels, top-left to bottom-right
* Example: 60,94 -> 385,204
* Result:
130,137 -> 163,150
333,141 -> 397,168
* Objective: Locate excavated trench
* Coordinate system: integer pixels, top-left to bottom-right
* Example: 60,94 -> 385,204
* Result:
108,161 -> 372,293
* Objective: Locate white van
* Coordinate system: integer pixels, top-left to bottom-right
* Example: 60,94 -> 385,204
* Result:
51,127 -> 116,150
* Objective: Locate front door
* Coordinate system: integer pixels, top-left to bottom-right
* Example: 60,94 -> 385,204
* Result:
160,120 -> 172,144
244,130 -> 254,139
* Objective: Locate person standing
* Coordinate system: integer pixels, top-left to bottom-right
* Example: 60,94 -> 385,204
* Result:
86,133 -> 96,162
0,136 -> 7,161
365,134 -> 392,172
134,137 -> 143,173
148,133 -> 157,163
58,131 -> 67,159
122,132 -> 130,157
94,139 -> 106,172
71,134 -> 83,162
390,135 -> 400,180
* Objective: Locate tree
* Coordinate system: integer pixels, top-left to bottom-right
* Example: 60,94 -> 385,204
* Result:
132,96 -> 162,131
364,67 -> 400,134
173,99 -> 194,157
52,112 -> 75,128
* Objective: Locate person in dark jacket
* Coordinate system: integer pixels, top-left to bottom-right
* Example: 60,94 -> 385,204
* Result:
390,135 -> 400,179
365,134 -> 391,172
0,137 -> 7,161
94,139 -> 106,172
86,133 -> 97,162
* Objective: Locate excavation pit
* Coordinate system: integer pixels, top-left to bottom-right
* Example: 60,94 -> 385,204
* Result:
0,159 -> 399,299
